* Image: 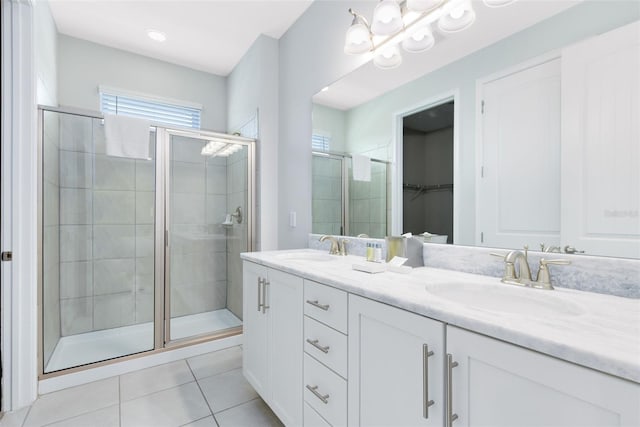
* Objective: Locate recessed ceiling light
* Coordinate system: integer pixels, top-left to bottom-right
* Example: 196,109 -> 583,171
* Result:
147,29 -> 166,42
321,86 -> 330,92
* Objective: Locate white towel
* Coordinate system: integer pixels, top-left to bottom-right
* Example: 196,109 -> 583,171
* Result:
352,153 -> 371,182
104,113 -> 151,160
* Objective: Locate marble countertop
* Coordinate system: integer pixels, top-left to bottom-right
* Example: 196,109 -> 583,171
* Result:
241,249 -> 640,383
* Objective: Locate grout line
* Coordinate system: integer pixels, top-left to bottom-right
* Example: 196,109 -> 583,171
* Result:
20,404 -> 34,427
186,358 -> 216,421
118,376 -> 122,427
212,396 -> 261,416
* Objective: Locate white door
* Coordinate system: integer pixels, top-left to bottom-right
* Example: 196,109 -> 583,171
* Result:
242,261 -> 269,399
268,268 -> 303,427
447,326 -> 640,427
561,21 -> 640,258
478,58 -> 561,250
348,295 -> 445,427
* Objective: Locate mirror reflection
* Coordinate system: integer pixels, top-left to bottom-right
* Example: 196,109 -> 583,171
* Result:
311,2 -> 639,259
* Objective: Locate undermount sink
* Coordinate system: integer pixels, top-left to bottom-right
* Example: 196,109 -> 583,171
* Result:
276,252 -> 337,262
425,282 -> 584,317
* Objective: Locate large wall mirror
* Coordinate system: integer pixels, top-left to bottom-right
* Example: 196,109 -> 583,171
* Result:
311,1 -> 640,259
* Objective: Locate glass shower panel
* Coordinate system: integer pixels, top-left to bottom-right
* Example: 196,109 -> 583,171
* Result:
312,155 -> 344,235
348,159 -> 388,238
42,110 -> 156,373
167,134 -> 246,341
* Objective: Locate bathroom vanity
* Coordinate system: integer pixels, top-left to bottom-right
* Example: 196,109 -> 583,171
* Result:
241,250 -> 640,427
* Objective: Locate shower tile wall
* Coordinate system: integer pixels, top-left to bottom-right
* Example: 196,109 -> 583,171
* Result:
170,137 -> 227,319
349,161 -> 387,238
57,113 -> 155,336
312,157 -> 342,235
43,111 -> 61,366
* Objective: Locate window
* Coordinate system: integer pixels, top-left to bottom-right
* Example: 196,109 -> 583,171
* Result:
100,87 -> 202,129
312,132 -> 331,152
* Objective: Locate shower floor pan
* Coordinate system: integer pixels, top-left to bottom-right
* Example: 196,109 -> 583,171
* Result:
45,308 -> 242,373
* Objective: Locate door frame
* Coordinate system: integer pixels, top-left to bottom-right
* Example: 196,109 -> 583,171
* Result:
1,0 -> 39,411
391,90 -> 460,240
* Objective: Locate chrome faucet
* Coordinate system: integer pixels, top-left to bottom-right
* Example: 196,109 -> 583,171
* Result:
504,248 -> 532,283
319,235 -> 349,256
319,235 -> 339,255
491,246 -> 570,290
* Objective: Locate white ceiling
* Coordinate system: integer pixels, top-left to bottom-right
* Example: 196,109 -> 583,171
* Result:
48,0 -> 314,76
313,0 -> 582,110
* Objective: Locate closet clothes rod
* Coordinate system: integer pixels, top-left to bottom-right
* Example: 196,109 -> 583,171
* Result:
403,183 -> 453,192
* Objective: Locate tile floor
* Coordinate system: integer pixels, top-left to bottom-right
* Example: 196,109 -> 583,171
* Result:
0,346 -> 283,427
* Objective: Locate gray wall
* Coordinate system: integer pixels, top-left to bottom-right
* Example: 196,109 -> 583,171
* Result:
57,35 -> 227,132
34,0 -> 58,105
227,35 -> 279,252
279,0 -> 640,248
278,1 -> 373,249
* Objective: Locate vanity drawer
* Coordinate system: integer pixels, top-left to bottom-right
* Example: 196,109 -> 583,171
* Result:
304,353 -> 347,427
304,402 -> 331,427
304,280 -> 348,334
304,316 -> 348,378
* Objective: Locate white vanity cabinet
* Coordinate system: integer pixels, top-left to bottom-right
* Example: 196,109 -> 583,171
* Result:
242,261 -> 303,426
446,326 -> 640,427
303,280 -> 349,426
348,295 -> 445,427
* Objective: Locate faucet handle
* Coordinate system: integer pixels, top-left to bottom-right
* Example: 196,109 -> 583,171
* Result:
490,252 -> 517,281
536,258 -> 571,289
339,239 -> 349,256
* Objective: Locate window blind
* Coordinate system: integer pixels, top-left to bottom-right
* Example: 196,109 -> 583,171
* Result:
100,92 -> 201,129
312,133 -> 331,152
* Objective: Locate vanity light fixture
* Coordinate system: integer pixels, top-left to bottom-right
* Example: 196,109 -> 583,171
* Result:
146,29 -> 167,42
345,0 -> 516,69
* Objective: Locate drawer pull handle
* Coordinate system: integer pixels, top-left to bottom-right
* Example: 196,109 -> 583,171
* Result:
306,384 -> 330,404
306,300 -> 330,311
423,344 -> 435,419
306,338 -> 330,354
447,353 -> 459,426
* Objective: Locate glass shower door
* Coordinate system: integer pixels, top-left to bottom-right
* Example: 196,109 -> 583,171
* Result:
312,154 -> 345,235
42,109 -> 156,373
166,133 -> 248,342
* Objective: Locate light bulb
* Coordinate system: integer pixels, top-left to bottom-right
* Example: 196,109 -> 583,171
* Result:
450,6 -> 465,19
412,31 -> 426,42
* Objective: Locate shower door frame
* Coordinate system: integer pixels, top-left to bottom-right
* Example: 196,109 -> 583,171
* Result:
37,106 -> 256,379
160,128 -> 256,348
312,151 -> 391,238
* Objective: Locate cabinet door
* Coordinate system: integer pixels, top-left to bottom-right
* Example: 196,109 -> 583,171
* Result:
447,326 -> 640,427
242,261 -> 269,399
561,21 -> 640,258
348,295 -> 445,426
268,268 -> 303,427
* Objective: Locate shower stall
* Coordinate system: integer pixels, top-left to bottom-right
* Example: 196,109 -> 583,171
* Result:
312,152 -> 390,238
39,106 -> 255,375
